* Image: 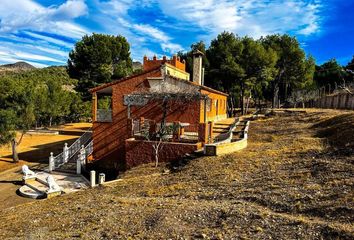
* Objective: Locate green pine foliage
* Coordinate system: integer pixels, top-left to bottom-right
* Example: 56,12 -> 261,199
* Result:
67,33 -> 133,99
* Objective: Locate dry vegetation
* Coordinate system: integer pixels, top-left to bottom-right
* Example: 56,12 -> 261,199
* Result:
0,110 -> 353,239
0,123 -> 91,172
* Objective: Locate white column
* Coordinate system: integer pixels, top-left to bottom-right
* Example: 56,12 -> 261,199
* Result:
49,152 -> 54,172
63,143 -> 69,163
90,170 -> 96,188
76,157 -> 81,175
80,145 -> 86,167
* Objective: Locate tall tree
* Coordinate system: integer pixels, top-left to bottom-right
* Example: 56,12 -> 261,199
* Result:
0,76 -> 35,162
207,32 -> 277,114
261,34 -> 315,108
314,59 -> 349,94
178,41 -> 209,76
346,55 -> 354,72
206,32 -> 243,114
67,33 -> 133,98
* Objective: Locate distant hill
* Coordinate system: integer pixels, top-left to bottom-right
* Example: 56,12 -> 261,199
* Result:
132,61 -> 142,71
0,61 -> 36,73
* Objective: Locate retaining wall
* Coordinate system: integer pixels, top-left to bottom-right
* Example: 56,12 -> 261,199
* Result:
125,139 -> 201,169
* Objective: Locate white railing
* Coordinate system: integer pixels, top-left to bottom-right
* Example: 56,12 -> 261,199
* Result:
50,129 -> 92,170
85,140 -> 93,156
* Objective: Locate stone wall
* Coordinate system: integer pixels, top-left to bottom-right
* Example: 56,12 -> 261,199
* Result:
125,139 -> 200,169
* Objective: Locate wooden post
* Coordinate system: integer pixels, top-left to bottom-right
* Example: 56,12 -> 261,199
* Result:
92,92 -> 97,122
172,121 -> 181,141
127,118 -> 133,138
127,104 -> 131,119
208,121 -> 214,143
139,117 -> 145,131
149,120 -> 156,136
198,123 -> 208,144
204,99 -> 207,123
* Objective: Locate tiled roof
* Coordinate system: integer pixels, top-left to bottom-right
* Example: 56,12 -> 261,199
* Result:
89,66 -> 161,93
165,75 -> 228,96
89,64 -> 228,97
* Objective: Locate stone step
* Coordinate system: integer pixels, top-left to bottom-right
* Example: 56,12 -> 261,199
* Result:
26,178 -> 49,193
213,129 -> 229,133
213,126 -> 230,129
55,168 -> 77,174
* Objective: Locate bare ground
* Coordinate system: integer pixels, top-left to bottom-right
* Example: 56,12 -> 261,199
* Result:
0,123 -> 91,210
0,110 -> 353,239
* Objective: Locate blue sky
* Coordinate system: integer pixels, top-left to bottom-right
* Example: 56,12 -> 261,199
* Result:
0,0 -> 353,67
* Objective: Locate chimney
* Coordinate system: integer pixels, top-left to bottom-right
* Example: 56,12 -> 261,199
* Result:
192,50 -> 204,85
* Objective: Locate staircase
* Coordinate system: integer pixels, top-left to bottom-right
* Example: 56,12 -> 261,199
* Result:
19,172 -> 61,199
51,130 -> 93,174
231,120 -> 249,142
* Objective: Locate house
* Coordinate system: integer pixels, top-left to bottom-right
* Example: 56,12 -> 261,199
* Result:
89,51 -> 228,171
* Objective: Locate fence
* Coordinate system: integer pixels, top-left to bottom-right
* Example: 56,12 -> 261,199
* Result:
305,93 -> 354,110
50,129 -> 92,170
288,82 -> 354,108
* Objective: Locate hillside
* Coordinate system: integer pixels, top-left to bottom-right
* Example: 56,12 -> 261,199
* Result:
132,61 -> 143,71
0,109 -> 353,239
0,61 -> 35,73
0,65 -> 77,85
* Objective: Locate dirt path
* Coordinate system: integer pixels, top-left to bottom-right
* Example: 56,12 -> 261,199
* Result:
0,167 -> 36,209
0,123 -> 91,210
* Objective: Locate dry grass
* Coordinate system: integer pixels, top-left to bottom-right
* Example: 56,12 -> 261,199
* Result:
0,110 -> 353,239
0,123 -> 91,172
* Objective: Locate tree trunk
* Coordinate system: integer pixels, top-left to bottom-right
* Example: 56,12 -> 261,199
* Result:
272,69 -> 285,109
272,82 -> 279,109
11,139 -> 19,163
229,96 -> 234,117
245,96 -> 251,115
49,116 -> 53,127
240,84 -> 245,115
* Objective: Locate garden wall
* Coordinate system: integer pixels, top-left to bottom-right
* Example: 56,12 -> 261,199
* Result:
125,139 -> 201,169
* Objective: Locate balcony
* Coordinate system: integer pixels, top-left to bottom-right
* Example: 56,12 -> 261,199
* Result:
97,109 -> 112,122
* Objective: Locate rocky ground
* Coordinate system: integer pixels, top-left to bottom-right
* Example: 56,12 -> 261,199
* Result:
0,110 -> 353,239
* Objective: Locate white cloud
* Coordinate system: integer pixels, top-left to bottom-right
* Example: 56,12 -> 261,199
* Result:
0,0 -> 89,39
161,43 -> 183,53
156,0 -> 322,38
133,24 -> 170,42
49,0 -> 88,20
35,46 -> 68,58
98,0 -> 133,15
95,1 -> 183,55
0,39 -> 68,67
14,52 -> 64,63
24,31 -> 74,48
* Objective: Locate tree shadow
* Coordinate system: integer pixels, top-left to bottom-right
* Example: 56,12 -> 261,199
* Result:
0,180 -> 22,186
3,138 -> 78,164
